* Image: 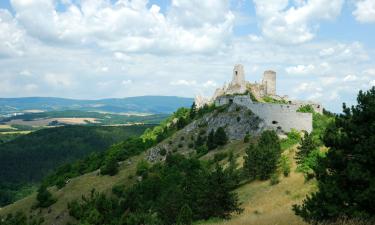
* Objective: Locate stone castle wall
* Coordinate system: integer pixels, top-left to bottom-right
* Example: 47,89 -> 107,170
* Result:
215,95 -> 313,133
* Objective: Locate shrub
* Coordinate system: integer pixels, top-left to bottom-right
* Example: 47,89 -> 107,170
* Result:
213,152 -> 228,162
196,145 -> 208,157
297,104 -> 314,113
160,148 -> 167,156
280,155 -> 291,177
244,134 -> 251,143
270,173 -> 280,185
136,160 -> 150,177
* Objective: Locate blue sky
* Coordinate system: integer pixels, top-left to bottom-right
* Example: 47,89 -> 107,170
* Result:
0,0 -> 375,112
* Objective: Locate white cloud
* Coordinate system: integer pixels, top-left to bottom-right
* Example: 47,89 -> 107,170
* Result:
0,9 -> 27,57
319,47 -> 335,56
343,74 -> 357,82
203,80 -> 218,87
9,0 -> 234,54
170,80 -> 197,86
122,80 -> 133,85
253,0 -> 344,44
286,64 -> 315,75
44,73 -> 73,87
353,0 -> 375,23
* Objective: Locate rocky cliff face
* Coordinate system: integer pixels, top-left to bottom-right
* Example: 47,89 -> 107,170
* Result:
147,103 -> 265,162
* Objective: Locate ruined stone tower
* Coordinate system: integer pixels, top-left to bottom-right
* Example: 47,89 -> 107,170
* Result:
262,70 -> 276,96
232,64 -> 245,86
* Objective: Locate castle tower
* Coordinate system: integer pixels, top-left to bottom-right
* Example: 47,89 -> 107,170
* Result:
232,64 -> 245,86
262,70 -> 276,96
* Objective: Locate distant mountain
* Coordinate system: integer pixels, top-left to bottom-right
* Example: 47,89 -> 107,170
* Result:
0,96 -> 194,115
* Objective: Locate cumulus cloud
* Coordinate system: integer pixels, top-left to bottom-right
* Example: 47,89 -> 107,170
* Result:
253,0 -> 344,44
0,9 -> 27,57
9,0 -> 234,54
286,64 -> 315,75
353,0 -> 375,23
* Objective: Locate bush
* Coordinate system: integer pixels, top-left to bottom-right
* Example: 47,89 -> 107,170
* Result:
136,160 -> 150,177
297,104 -> 314,113
160,148 -> 167,156
270,173 -> 280,185
213,152 -> 228,162
280,155 -> 291,177
196,145 -> 208,157
244,134 -> 251,143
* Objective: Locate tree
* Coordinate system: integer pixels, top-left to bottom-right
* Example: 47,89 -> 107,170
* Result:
189,102 -> 197,120
294,87 -> 375,223
243,130 -> 281,180
100,156 -> 119,176
215,127 -> 228,146
36,185 -> 56,208
295,131 -> 317,165
206,129 -> 217,150
176,204 -> 193,225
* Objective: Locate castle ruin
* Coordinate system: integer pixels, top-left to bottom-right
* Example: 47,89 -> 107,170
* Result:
195,64 -> 323,133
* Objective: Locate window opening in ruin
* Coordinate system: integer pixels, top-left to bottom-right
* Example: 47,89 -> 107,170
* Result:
235,71 -> 238,75
272,121 -> 278,124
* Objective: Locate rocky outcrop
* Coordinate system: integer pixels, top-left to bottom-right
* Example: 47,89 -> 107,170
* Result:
146,103 -> 265,162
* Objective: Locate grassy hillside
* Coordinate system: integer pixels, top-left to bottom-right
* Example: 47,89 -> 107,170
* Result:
0,140 -> 313,225
0,103 -> 333,225
0,125 -> 153,206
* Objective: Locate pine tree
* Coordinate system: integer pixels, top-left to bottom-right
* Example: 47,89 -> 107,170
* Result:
177,204 -> 193,225
243,130 -> 281,180
294,87 -> 375,223
206,129 -> 217,150
36,185 -> 56,208
295,131 -> 317,165
100,156 -> 119,176
215,127 -> 228,146
190,102 -> 197,119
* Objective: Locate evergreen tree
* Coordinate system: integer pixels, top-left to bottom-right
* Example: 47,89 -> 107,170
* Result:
195,135 -> 205,148
189,102 -> 197,120
295,131 -> 317,165
215,127 -> 228,146
243,130 -> 281,180
177,117 -> 187,130
294,87 -> 375,223
176,204 -> 193,225
100,156 -> 119,176
36,185 -> 56,208
206,129 -> 217,150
